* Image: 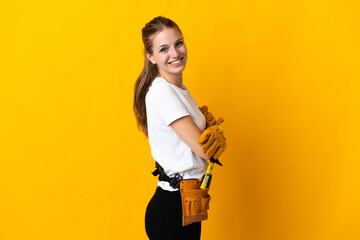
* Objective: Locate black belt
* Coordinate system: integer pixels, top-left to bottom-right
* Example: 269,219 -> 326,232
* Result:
152,162 -> 183,189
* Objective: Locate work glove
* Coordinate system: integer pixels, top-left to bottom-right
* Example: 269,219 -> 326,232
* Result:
198,125 -> 227,160
199,105 -> 224,128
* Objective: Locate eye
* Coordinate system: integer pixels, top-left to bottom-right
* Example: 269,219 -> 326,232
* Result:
176,41 -> 183,47
160,47 -> 167,52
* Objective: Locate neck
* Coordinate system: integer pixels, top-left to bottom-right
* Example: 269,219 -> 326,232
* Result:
158,72 -> 183,89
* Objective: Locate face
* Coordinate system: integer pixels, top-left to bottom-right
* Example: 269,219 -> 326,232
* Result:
146,28 -> 187,78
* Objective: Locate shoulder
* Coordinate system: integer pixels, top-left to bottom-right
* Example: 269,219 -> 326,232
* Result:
146,79 -> 178,101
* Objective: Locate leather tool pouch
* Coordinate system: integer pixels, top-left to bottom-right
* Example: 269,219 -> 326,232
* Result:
180,179 -> 211,226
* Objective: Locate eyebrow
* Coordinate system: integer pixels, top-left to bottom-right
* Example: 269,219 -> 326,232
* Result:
158,38 -> 183,50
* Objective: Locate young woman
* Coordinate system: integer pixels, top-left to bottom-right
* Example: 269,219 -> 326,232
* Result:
133,16 -> 226,240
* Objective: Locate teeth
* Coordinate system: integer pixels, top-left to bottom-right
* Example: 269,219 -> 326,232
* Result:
170,57 -> 182,64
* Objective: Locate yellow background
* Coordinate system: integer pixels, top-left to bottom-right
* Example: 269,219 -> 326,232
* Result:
1,0 -> 359,239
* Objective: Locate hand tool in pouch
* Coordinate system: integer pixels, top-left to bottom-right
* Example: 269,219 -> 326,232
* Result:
200,157 -> 222,189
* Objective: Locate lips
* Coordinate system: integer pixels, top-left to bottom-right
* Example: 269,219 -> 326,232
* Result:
168,56 -> 184,64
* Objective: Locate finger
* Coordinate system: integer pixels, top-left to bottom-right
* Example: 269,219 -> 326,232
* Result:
217,132 -> 226,140
202,133 -> 216,153
200,105 -> 208,115
206,112 -> 213,121
213,128 -> 224,136
198,131 -> 211,143
208,117 -> 216,126
216,117 -> 224,126
213,145 -> 225,160
211,125 -> 223,132
206,138 -> 221,157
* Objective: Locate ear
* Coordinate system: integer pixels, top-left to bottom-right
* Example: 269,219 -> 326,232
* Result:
145,52 -> 156,64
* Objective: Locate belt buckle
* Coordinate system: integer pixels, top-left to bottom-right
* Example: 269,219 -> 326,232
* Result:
169,173 -> 183,189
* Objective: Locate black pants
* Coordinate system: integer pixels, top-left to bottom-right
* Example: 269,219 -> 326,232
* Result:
145,187 -> 201,240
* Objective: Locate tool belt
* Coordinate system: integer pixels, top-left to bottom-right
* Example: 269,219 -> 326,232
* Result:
152,162 -> 211,226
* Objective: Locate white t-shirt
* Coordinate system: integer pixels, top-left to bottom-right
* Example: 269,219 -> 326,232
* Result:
145,76 -> 208,191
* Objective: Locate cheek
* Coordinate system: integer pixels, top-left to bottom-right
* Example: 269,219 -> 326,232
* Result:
182,45 -> 187,54
159,55 -> 169,64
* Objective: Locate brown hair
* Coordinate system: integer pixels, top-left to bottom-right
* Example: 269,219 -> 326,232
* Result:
133,16 -> 183,137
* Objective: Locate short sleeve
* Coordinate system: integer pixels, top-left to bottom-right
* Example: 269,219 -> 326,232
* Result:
146,84 -> 190,126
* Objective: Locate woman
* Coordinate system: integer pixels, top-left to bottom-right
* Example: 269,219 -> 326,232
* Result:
133,16 -> 226,240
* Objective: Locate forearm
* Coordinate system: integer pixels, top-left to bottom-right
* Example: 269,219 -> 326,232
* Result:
169,115 -> 210,160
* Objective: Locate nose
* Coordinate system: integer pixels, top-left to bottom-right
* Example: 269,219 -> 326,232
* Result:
170,47 -> 180,57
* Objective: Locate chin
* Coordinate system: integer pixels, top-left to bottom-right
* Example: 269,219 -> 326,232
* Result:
165,67 -> 185,75
173,68 -> 185,75
176,64 -> 186,73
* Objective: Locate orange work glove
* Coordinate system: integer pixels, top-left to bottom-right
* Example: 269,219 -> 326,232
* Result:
199,105 -> 224,128
198,125 -> 227,160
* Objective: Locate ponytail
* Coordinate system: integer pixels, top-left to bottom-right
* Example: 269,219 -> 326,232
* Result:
133,16 -> 182,137
133,55 -> 158,137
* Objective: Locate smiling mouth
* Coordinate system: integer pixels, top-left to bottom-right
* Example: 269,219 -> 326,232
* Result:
169,56 -> 184,64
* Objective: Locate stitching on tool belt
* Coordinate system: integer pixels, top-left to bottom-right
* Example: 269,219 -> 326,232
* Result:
180,179 -> 211,226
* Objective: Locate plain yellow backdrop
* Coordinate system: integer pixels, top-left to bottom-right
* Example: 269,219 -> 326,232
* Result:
1,0 -> 359,239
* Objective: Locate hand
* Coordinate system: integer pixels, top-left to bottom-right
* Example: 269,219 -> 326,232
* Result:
199,105 -> 224,128
197,125 -> 227,160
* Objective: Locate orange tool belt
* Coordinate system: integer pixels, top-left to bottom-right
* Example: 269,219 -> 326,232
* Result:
152,163 -> 211,226
179,179 -> 211,226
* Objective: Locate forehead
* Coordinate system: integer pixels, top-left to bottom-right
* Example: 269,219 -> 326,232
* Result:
151,28 -> 183,48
